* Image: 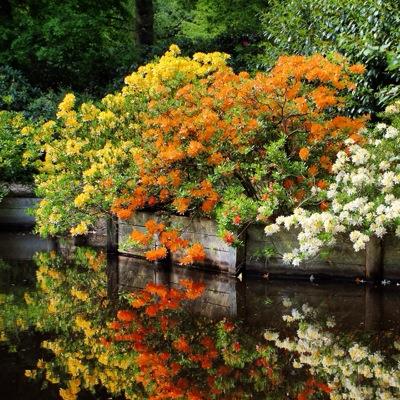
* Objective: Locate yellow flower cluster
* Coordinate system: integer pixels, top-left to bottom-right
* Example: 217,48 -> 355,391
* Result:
123,44 -> 230,95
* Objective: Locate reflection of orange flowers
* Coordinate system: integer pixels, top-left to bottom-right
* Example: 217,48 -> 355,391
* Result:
173,336 -> 190,353
179,279 -> 205,299
117,310 -> 136,322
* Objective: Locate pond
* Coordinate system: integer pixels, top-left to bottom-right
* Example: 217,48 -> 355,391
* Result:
1,231 -> 400,400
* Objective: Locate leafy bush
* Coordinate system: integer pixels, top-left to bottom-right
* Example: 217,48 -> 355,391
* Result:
0,0 -> 138,91
264,99 -> 400,265
260,0 -> 400,115
30,46 -> 365,265
0,111 -> 36,183
0,65 -> 39,112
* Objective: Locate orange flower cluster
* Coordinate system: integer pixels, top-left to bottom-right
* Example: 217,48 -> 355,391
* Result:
110,52 -> 367,263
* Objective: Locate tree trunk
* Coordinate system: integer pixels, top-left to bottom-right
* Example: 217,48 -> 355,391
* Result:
136,0 -> 154,46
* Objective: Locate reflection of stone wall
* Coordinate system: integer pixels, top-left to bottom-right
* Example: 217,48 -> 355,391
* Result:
117,256 -> 239,319
0,232 -> 56,261
115,254 -> 400,332
0,197 -> 39,227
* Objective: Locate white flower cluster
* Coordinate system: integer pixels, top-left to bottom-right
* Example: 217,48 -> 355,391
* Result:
262,106 -> 400,266
265,306 -> 400,400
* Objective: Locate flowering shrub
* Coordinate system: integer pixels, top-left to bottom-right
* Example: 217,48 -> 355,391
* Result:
0,111 -> 36,186
31,45 -> 366,264
263,100 -> 400,265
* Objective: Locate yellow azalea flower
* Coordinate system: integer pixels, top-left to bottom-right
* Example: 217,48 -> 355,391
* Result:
70,221 -> 89,236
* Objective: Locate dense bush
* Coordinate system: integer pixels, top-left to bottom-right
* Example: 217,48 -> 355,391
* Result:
0,110 -> 36,184
29,46 -> 365,265
0,65 -> 39,112
260,0 -> 400,115
0,0 -> 138,91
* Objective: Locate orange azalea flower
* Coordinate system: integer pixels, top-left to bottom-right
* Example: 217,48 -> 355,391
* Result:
283,178 -> 294,189
233,215 -> 241,225
201,199 -> 217,213
348,63 -> 365,74
308,165 -> 318,176
187,140 -> 205,157
319,155 -> 332,171
299,147 -> 310,161
156,175 -> 168,186
294,189 -> 306,202
207,152 -> 224,165
145,219 -> 165,235
168,169 -> 181,187
172,197 -> 191,214
316,179 -> 328,189
145,304 -> 160,316
130,229 -> 151,245
145,246 -> 168,261
222,231 -> 235,245
319,201 -> 329,211
159,188 -> 169,201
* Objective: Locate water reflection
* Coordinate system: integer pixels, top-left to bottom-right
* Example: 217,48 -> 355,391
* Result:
0,246 -> 400,400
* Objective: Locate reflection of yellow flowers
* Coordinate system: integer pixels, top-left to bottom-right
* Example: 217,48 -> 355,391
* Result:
48,298 -> 58,313
75,315 -> 95,337
71,287 -> 89,301
59,379 -> 81,400
46,369 -> 60,384
24,369 -> 37,379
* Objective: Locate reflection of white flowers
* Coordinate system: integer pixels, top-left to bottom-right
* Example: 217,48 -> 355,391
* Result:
269,304 -> 400,399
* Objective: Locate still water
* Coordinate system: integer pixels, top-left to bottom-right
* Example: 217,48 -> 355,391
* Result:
1,232 -> 400,400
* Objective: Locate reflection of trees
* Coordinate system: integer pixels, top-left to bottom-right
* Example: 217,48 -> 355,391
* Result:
2,248 -> 400,399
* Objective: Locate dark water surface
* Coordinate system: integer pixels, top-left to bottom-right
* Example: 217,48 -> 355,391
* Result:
1,231 -> 400,400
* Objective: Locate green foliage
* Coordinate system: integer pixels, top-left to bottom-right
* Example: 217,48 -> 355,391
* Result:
0,111 -> 36,183
260,0 -> 400,115
153,0 -> 266,71
0,65 -> 39,112
0,0 -> 138,91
